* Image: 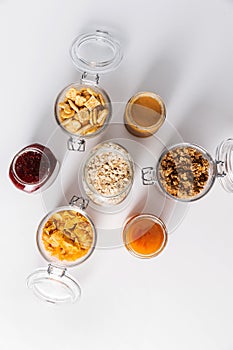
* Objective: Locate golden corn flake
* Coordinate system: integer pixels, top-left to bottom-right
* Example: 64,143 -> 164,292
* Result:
42,210 -> 94,262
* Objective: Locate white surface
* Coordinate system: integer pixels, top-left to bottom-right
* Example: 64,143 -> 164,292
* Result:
1,0 -> 233,349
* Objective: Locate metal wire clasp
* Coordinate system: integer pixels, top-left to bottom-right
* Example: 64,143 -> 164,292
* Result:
142,167 -> 157,185
216,160 -> 227,178
69,196 -> 89,210
68,137 -> 85,152
81,72 -> 99,85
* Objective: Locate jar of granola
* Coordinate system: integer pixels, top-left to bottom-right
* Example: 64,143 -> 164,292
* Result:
82,142 -> 134,206
142,139 -> 233,202
54,30 -> 122,151
27,196 -> 97,304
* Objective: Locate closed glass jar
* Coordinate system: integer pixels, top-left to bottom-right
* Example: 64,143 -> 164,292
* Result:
27,196 -> 96,304
54,30 -> 122,151
9,143 -> 59,194
142,139 -> 233,202
82,142 -> 134,206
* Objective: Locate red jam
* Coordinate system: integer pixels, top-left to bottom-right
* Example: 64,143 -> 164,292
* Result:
9,143 -> 57,193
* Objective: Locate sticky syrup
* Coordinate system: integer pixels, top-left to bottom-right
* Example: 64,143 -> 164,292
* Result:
124,215 -> 167,257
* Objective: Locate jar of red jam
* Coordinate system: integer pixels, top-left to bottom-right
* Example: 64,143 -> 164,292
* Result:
9,143 -> 59,193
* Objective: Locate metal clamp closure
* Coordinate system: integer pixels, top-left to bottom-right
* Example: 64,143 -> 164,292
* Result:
47,264 -> 66,277
69,195 -> 89,210
216,160 -> 227,178
81,72 -> 100,85
142,167 -> 157,185
68,137 -> 85,152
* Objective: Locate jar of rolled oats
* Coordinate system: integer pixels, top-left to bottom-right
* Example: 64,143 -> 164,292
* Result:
82,142 -> 134,206
142,139 -> 233,202
54,30 -> 122,152
27,196 -> 97,304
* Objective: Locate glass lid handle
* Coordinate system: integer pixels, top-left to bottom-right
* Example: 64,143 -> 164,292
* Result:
68,137 -> 85,152
47,264 -> 66,277
142,167 -> 157,185
69,195 -> 89,210
80,71 -> 100,85
26,264 -> 81,304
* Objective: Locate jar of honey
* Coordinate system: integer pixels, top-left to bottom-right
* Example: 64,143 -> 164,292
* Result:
123,214 -> 168,259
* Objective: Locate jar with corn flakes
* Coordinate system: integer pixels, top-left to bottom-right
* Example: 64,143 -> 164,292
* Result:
54,30 -> 122,151
27,196 -> 97,304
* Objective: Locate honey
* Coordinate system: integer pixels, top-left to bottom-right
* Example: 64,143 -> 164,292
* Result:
124,92 -> 166,137
123,214 -> 167,258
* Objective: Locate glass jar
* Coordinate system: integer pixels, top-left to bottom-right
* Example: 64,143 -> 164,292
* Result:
82,142 -> 134,206
27,196 -> 97,304
9,143 -> 59,193
123,214 -> 168,259
142,139 -> 233,202
124,91 -> 166,137
54,30 -> 122,151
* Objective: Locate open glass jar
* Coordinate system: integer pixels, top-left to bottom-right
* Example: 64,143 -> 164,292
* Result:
27,196 -> 96,304
142,139 -> 233,202
82,142 -> 134,206
54,30 -> 122,151
124,91 -> 166,137
123,214 -> 168,259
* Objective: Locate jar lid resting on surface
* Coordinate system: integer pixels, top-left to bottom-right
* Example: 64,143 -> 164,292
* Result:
70,30 -> 123,75
215,138 -> 233,192
27,265 -> 81,304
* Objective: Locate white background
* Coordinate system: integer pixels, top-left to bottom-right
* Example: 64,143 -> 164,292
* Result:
1,0 -> 233,349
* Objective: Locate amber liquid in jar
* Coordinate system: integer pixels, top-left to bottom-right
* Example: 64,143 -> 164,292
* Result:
124,92 -> 166,137
123,214 -> 167,258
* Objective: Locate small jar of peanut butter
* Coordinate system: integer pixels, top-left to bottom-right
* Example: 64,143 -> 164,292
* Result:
124,91 -> 166,137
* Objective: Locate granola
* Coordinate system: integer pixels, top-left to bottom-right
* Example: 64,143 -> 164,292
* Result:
158,146 -> 210,199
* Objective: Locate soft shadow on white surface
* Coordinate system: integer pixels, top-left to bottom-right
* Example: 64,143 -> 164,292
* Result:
2,0 -> 233,350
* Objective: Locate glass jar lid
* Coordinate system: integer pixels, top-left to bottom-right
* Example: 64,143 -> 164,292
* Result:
70,30 -> 122,74
216,138 -> 233,192
26,264 -> 81,304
